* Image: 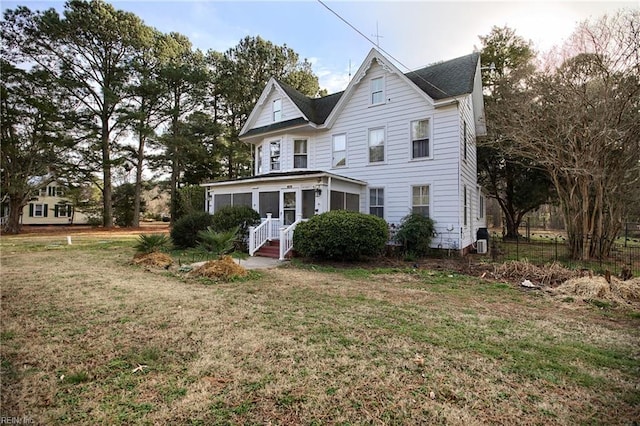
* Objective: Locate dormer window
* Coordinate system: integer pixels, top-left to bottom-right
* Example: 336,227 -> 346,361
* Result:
256,145 -> 263,174
273,98 -> 282,122
270,140 -> 280,171
371,77 -> 384,105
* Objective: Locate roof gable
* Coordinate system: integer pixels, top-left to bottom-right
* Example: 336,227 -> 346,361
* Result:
240,49 -> 481,138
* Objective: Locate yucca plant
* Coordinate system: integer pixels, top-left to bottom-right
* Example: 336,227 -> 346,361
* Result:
196,226 -> 239,258
134,233 -> 171,254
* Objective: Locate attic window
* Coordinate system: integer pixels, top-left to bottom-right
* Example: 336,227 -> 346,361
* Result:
273,98 -> 282,122
371,77 -> 384,105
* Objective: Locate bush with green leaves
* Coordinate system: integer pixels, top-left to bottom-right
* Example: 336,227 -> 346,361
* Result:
394,213 -> 436,256
134,233 -> 171,254
170,211 -> 214,248
293,210 -> 388,260
210,205 -> 261,250
197,226 -> 238,258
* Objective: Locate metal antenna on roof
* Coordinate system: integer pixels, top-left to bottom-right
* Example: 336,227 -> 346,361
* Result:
372,21 -> 383,47
348,59 -> 352,82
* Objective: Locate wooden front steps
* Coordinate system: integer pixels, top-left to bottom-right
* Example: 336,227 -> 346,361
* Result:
255,240 -> 280,258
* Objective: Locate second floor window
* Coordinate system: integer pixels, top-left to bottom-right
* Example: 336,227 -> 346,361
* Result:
293,139 -> 308,169
270,141 -> 280,171
332,134 -> 346,167
273,98 -> 282,122
371,77 -> 384,105
411,119 -> 430,159
256,145 -> 263,174
368,128 -> 385,163
48,186 -> 64,197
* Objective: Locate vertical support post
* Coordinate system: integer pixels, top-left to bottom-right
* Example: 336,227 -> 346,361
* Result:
248,226 -> 255,256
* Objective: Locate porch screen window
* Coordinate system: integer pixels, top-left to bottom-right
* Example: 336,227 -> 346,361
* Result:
371,77 -> 384,104
412,185 -> 430,217
270,141 -> 280,171
369,188 -> 384,218
479,193 -> 485,219
330,191 -> 359,212
302,190 -> 315,218
294,139 -> 308,169
234,193 -> 252,207
368,128 -> 385,163
273,98 -> 282,122
332,134 -> 346,167
214,194 -> 232,211
411,119 -> 430,159
257,146 -> 263,174
259,191 -> 279,218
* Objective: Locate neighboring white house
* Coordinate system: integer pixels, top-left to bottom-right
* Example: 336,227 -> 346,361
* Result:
202,48 -> 487,258
18,183 -> 90,226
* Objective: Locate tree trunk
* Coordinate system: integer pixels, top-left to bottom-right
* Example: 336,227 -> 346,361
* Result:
3,194 -> 25,234
102,117 -> 113,228
132,131 -> 145,228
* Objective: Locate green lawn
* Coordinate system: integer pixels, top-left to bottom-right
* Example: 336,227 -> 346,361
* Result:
1,235 -> 639,424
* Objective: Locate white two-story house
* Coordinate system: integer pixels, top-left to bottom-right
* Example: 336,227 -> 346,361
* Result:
202,49 -> 487,259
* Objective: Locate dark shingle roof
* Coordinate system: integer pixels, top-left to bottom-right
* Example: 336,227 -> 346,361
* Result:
405,52 -> 480,100
244,52 -> 479,137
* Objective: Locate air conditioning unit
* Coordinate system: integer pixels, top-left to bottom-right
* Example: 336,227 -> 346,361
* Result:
476,239 -> 488,254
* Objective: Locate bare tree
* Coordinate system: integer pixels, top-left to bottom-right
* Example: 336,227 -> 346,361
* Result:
506,10 -> 640,259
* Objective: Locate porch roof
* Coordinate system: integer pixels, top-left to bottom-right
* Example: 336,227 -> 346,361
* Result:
200,170 -> 367,188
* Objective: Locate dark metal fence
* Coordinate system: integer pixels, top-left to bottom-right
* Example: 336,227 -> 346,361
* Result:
491,233 -> 640,276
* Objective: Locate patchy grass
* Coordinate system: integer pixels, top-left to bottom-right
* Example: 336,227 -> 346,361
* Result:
1,235 -> 639,424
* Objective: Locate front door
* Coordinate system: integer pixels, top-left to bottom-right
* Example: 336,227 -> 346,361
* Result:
281,189 -> 299,226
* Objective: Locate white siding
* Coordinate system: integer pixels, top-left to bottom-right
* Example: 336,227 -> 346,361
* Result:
253,87 -> 304,128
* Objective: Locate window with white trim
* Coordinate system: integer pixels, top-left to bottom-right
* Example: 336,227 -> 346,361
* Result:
256,145 -> 263,174
270,140 -> 280,171
368,128 -> 385,163
55,204 -> 70,218
48,186 -> 64,197
369,188 -> 384,218
464,186 -> 468,226
34,204 -> 44,217
411,119 -> 430,159
371,77 -> 384,105
273,98 -> 282,122
412,185 -> 429,217
463,120 -> 468,161
293,139 -> 308,169
332,134 -> 346,167
479,193 -> 485,219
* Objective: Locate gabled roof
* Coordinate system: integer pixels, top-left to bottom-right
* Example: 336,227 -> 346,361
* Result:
405,52 -> 480,100
240,49 -> 480,138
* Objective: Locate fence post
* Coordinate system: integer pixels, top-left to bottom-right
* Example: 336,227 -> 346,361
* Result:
625,222 -> 628,248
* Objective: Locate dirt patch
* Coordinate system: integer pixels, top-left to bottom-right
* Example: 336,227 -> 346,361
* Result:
190,255 -> 248,280
553,276 -> 640,306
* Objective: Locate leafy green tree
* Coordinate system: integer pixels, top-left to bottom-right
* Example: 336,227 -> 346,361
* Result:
2,1 -> 152,228
0,61 -> 78,234
477,26 -> 553,239
113,183 -> 146,227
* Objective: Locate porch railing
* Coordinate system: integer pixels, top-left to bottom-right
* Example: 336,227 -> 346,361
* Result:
279,218 -> 305,260
248,214 -> 281,256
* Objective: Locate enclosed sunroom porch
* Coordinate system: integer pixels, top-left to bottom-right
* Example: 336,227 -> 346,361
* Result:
201,171 -> 367,260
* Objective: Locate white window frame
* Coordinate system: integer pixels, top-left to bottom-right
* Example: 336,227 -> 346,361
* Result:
463,120 -> 468,162
370,77 -> 384,105
369,187 -> 384,219
332,134 -> 347,168
256,145 -> 263,174
56,204 -> 70,218
270,140 -> 281,171
273,98 -> 282,122
411,185 -> 430,217
293,139 -> 308,169
38,188 -> 47,197
410,118 -> 432,160
368,127 -> 385,163
464,185 -> 468,226
479,192 -> 485,219
34,203 -> 45,217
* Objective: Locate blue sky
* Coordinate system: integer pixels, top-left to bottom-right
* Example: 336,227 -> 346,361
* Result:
3,1 -> 635,93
